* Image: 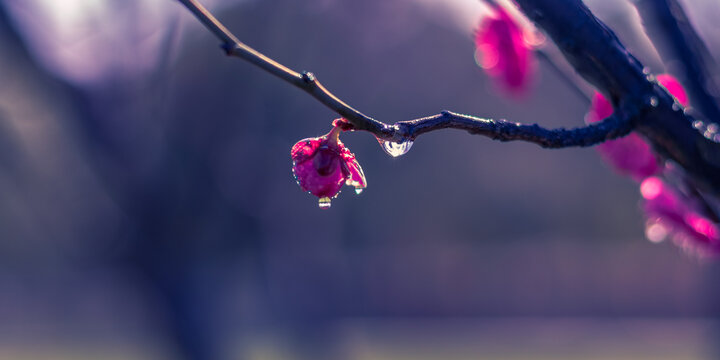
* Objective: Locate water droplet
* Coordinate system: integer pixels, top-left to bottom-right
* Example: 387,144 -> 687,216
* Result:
693,120 -> 705,130
645,221 -> 668,243
671,102 -> 681,111
355,188 -> 363,195
642,67 -> 652,75
646,74 -> 656,82
292,162 -> 301,186
377,138 -> 414,157
523,30 -> 546,47
706,123 -> 718,133
302,71 -> 316,83
647,96 -> 658,107
318,197 -> 332,209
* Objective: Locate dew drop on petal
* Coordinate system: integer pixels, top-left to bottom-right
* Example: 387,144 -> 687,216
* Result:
645,221 -> 668,243
377,138 -> 414,157
318,197 -> 332,209
647,96 -> 658,107
355,188 -> 363,195
475,46 -> 499,70
523,29 -> 546,47
640,177 -> 663,200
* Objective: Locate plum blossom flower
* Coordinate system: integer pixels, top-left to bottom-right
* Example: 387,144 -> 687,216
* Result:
291,119 -> 366,208
586,75 -> 719,254
475,4 -> 534,96
585,74 -> 689,181
640,177 -> 720,256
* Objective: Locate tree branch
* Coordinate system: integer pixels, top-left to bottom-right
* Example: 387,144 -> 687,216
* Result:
394,110 -> 634,148
513,0 -> 720,196
176,0 -> 720,195
634,0 -> 720,123
176,0 -> 388,135
175,0 -> 632,147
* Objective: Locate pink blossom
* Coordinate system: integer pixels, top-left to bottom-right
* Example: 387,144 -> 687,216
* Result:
586,74 -> 689,181
656,74 -> 689,106
291,119 -> 366,208
475,5 -> 534,96
640,177 -> 720,255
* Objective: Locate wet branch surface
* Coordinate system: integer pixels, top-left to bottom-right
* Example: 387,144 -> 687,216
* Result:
634,0 -> 720,123
513,0 -> 720,196
176,0 -> 720,195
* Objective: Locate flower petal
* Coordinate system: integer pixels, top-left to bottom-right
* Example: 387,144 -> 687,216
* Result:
291,122 -> 368,202
641,177 -> 720,255
585,74 -> 688,180
475,5 -> 533,95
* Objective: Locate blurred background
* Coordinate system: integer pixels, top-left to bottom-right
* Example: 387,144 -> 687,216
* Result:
0,0 -> 719,359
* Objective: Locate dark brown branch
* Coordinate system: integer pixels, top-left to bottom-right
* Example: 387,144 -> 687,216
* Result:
175,0 -> 631,147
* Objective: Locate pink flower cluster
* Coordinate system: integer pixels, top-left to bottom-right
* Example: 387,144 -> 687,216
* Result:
585,75 -> 687,181
587,75 -> 719,255
641,177 -> 719,254
291,119 -> 366,209
475,4 -> 534,96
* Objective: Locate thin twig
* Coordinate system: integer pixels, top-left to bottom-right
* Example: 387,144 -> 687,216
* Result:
176,0 -> 387,135
175,0 -> 632,147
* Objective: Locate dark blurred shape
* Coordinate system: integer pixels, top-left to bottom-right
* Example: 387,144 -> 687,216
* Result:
634,0 -> 720,122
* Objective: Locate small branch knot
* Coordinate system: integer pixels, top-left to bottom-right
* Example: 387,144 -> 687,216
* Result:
220,42 -> 238,56
302,71 -> 317,84
394,122 -> 413,141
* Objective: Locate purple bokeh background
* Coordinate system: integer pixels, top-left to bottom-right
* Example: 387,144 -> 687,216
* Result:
0,0 -> 718,358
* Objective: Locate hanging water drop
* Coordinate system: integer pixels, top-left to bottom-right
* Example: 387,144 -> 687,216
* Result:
706,123 -> 718,134
645,221 -> 667,243
377,138 -> 414,157
647,96 -> 658,107
318,197 -> 332,209
355,188 -> 363,195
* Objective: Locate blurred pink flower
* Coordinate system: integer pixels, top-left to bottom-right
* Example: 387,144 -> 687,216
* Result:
641,177 -> 719,255
586,74 -> 689,181
656,74 -> 689,105
291,120 -> 366,208
475,5 -> 534,96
